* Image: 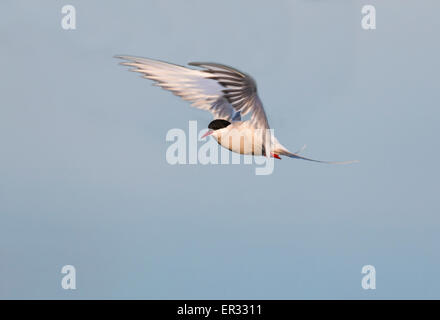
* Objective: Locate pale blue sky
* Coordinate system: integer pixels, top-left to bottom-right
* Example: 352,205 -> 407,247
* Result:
1,0 -> 439,299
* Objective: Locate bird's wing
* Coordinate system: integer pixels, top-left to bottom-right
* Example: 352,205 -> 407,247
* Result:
116,56 -> 238,121
189,62 -> 270,130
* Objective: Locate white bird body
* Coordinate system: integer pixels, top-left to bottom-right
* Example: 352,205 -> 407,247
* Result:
211,122 -> 266,156
210,121 -> 285,157
116,56 -> 357,164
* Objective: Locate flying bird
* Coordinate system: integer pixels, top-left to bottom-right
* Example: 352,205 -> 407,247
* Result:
116,56 -> 357,164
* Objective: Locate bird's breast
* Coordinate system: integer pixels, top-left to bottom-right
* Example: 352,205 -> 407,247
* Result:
214,129 -> 264,155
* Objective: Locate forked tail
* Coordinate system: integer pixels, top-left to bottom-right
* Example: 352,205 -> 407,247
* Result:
276,148 -> 359,165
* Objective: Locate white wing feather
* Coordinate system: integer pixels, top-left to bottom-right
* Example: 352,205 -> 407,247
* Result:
116,56 -> 236,120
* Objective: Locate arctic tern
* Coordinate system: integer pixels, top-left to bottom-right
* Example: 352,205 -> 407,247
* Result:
116,56 -> 357,164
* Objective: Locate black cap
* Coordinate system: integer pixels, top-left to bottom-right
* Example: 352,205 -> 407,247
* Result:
208,119 -> 231,130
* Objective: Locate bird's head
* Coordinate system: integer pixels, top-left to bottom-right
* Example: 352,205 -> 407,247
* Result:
201,119 -> 231,138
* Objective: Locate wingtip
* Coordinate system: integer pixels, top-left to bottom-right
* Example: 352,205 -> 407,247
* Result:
114,55 -> 140,61
114,56 -> 133,65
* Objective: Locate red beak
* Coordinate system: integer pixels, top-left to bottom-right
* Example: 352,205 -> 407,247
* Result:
201,130 -> 214,139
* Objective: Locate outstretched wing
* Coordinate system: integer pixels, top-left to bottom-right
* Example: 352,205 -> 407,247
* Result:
116,56 -> 237,121
189,62 -> 270,130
